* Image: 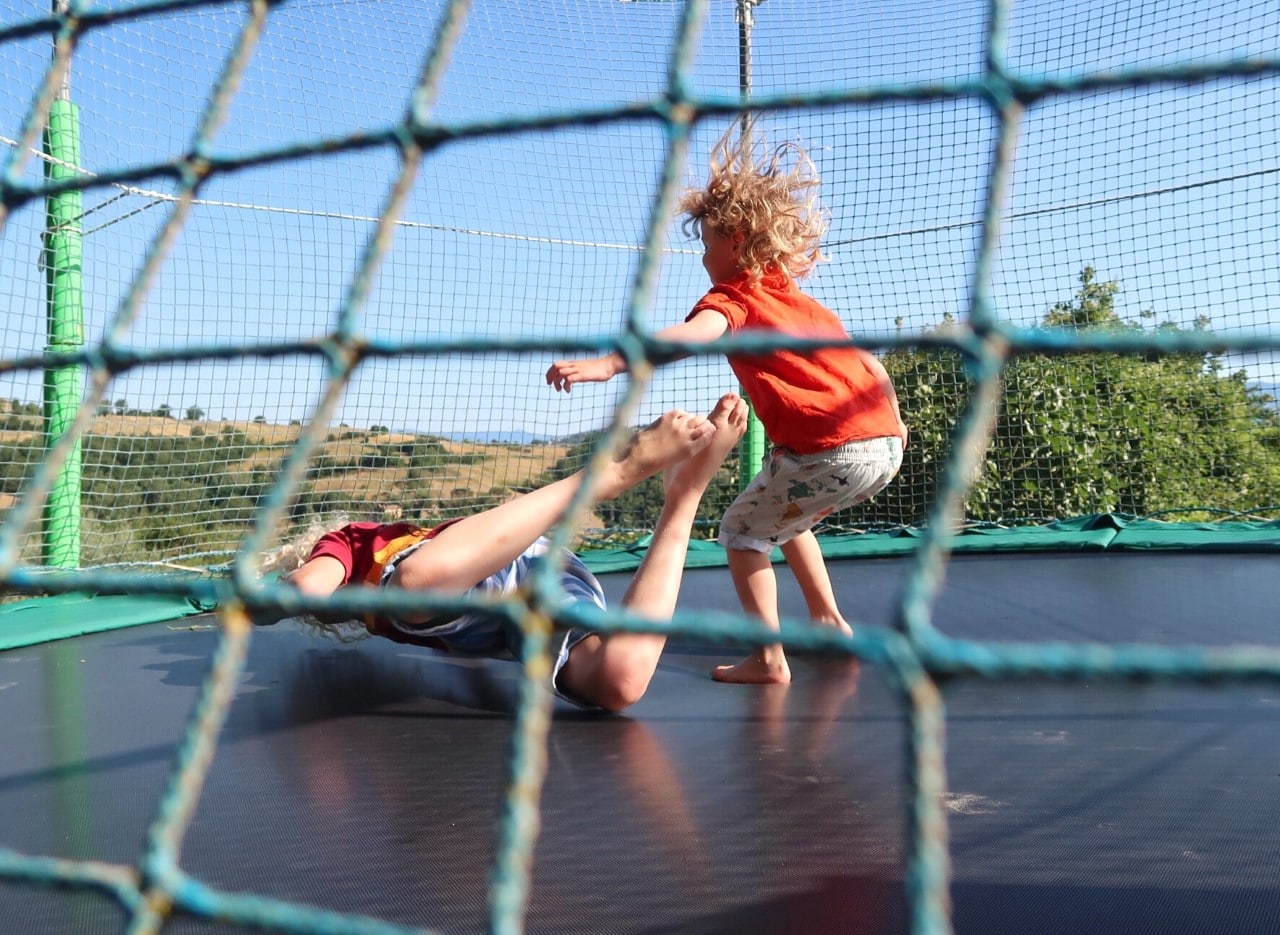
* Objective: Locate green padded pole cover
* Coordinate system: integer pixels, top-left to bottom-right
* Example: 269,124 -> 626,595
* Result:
42,97 -> 84,568
738,404 -> 766,492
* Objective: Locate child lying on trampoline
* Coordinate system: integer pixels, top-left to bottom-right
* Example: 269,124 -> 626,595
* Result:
546,121 -> 908,686
260,394 -> 748,713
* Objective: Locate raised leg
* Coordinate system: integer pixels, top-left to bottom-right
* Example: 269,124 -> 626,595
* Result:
559,393 -> 748,711
389,408 -> 716,603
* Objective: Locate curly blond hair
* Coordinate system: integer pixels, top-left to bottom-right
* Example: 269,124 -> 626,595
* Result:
258,513 -> 350,578
677,120 -> 829,280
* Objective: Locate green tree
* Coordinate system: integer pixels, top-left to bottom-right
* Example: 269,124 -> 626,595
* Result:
405,439 -> 451,482
838,267 -> 1280,528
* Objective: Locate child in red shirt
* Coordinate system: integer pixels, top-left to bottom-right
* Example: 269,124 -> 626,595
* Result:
262,396 -> 747,712
546,122 -> 907,685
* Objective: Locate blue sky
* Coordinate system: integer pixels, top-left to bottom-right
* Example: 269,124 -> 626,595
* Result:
1,0 -> 1276,439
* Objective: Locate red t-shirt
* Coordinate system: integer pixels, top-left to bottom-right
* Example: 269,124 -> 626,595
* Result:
689,266 -> 900,454
308,521 -> 438,586
307,520 -> 462,642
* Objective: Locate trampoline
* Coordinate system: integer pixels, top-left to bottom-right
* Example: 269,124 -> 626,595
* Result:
4,549 -> 1280,934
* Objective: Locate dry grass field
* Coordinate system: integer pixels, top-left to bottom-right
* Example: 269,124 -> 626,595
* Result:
112,416 -> 568,498
1,403 -> 675,571
3,410 -> 576,531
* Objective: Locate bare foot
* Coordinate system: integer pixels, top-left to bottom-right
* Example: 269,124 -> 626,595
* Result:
811,612 -> 854,638
664,393 -> 748,498
712,649 -> 792,685
602,409 -> 716,497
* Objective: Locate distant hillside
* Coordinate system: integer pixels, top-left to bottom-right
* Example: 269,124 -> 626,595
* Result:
443,429 -> 552,445
0,409 -> 581,566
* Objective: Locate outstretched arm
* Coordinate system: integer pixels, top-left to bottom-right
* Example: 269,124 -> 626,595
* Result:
545,351 -> 627,391
546,309 -> 729,392
278,554 -> 356,624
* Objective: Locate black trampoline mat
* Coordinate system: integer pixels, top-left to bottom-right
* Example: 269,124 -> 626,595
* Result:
3,551 -> 1280,934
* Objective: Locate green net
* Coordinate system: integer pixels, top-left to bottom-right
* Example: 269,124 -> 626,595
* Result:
3,0 -> 1277,569
2,0 -> 1279,933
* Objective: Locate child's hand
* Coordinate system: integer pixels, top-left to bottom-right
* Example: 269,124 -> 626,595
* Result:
545,354 -> 624,392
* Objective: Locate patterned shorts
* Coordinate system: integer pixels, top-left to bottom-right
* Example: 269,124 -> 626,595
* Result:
718,436 -> 903,553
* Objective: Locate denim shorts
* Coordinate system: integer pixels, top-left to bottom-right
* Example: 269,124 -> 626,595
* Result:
718,436 -> 903,553
379,536 -> 605,708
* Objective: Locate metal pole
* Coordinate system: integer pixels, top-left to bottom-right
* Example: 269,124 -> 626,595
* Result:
42,0 -> 84,568
736,0 -> 767,492
737,0 -> 754,137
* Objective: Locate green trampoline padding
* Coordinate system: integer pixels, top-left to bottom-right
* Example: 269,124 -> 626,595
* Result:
2,515 -> 1276,650
578,513 -> 1280,574
0,591 -> 215,651
1107,516 -> 1280,550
